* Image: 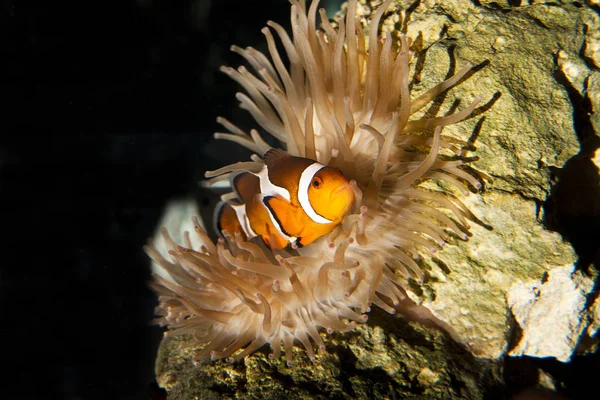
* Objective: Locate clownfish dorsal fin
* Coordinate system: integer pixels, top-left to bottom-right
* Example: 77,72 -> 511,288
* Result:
263,148 -> 290,170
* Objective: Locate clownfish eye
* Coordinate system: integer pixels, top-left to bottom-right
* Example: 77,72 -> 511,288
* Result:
312,177 -> 323,188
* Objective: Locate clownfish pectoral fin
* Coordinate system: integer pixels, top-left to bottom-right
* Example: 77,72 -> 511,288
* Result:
262,195 -> 301,239
213,201 -> 246,240
263,148 -> 290,170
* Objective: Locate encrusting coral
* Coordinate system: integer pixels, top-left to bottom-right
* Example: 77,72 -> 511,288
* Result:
146,0 -> 482,366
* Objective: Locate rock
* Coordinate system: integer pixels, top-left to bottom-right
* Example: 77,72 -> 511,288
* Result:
584,294 -> 600,354
390,0 -> 590,359
149,198 -> 205,282
507,265 -> 596,362
583,8 -> 600,68
418,191 -> 576,359
589,71 -> 600,136
155,309 -> 503,399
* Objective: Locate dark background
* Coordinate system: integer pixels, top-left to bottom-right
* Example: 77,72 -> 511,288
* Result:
1,0 -> 294,398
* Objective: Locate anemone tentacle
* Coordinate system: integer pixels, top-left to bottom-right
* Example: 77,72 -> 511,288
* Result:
149,0 -> 481,365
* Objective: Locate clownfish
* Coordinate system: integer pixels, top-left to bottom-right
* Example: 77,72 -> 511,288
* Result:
214,149 -> 355,250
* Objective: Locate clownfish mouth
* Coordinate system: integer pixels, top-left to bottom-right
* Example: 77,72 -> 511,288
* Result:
330,182 -> 354,200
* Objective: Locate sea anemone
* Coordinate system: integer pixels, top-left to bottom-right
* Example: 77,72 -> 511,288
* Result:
147,0 -> 482,366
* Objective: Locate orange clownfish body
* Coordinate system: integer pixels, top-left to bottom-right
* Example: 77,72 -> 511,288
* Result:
214,149 -> 355,249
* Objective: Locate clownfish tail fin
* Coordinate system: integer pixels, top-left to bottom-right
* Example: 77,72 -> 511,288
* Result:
212,201 -> 229,238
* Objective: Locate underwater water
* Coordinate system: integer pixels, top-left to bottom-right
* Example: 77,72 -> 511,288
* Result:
2,0 -> 296,398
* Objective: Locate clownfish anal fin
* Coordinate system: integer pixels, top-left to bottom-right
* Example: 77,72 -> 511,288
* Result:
263,148 -> 290,169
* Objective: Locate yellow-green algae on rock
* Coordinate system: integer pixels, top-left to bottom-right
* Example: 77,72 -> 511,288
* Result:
155,309 -> 502,399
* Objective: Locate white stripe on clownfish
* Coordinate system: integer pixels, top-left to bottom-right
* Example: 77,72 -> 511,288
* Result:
231,204 -> 257,238
254,160 -> 333,225
253,165 -> 290,201
297,162 -> 333,225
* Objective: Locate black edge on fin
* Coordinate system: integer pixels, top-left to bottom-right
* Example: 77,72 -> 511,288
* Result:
212,201 -> 228,238
262,195 -> 293,238
229,171 -> 246,201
